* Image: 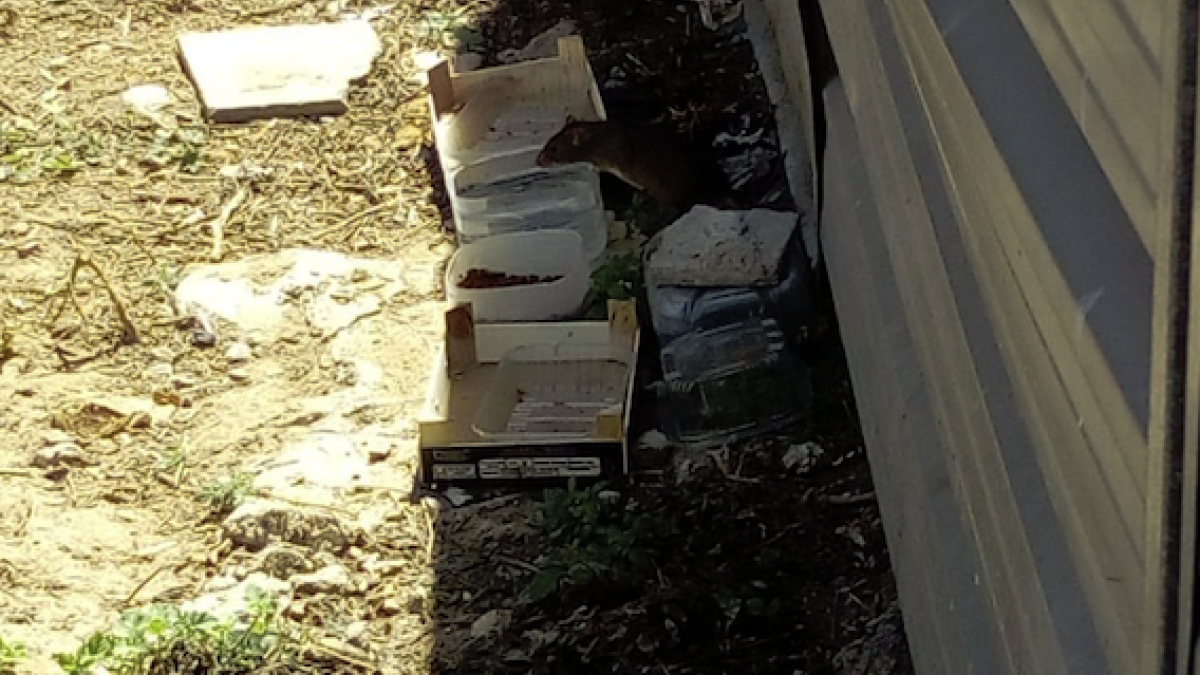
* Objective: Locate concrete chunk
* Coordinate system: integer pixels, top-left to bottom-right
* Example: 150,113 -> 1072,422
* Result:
646,206 -> 799,287
178,20 -> 381,123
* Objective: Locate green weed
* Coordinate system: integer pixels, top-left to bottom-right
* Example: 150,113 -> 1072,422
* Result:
141,128 -> 204,172
583,253 -> 642,320
196,471 -> 254,517
54,587 -> 292,675
527,480 -> 672,603
0,117 -> 103,182
0,635 -> 26,675
413,10 -> 482,50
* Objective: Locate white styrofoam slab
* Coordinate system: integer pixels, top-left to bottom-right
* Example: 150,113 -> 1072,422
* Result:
647,206 -> 799,287
178,20 -> 381,123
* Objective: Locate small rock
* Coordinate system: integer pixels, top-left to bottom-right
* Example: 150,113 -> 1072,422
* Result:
257,544 -> 317,579
444,486 -> 471,507
378,598 -> 403,617
471,609 -> 512,639
183,573 -> 290,624
224,498 -> 356,552
32,443 -> 94,469
284,599 -> 308,619
291,564 -> 352,596
147,363 -> 173,384
228,367 -> 251,382
782,442 -> 824,474
17,242 -> 41,259
122,84 -> 172,122
150,347 -> 175,361
345,620 -> 369,645
637,430 -> 671,451
171,373 -> 198,389
192,325 -> 218,348
226,341 -> 252,362
1,358 -> 30,379
363,559 -> 408,577
40,429 -> 75,447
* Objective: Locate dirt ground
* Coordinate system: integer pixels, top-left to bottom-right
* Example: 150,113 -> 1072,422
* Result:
0,0 -> 912,673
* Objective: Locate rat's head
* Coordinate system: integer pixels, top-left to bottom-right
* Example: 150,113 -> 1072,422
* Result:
536,116 -> 599,167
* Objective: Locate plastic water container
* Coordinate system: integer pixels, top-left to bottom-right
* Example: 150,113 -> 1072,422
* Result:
473,342 -> 635,441
448,151 -> 608,262
445,230 -> 590,323
645,231 -> 814,447
656,318 -> 810,446
455,204 -> 608,265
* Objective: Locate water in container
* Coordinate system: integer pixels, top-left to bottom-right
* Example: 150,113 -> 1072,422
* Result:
645,230 -> 814,447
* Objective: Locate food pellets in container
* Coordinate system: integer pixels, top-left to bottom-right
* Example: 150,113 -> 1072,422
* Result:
445,229 -> 590,322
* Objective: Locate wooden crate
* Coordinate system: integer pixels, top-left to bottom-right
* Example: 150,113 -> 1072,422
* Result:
417,300 -> 639,489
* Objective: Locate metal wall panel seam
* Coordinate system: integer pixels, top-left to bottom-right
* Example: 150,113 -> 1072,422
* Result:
1142,1 -> 1196,672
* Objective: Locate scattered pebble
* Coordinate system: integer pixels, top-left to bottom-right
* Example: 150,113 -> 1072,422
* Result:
228,367 -> 251,383
597,490 -> 621,504
471,609 -> 512,639
782,441 -> 824,474
31,442 -> 94,469
226,341 -> 252,362
148,362 -> 174,384
291,564 -> 353,596
637,429 -> 671,451
122,84 -> 171,122
444,486 -> 472,507
40,429 -> 75,447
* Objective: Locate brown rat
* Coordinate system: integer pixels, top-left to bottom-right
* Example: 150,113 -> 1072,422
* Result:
536,118 -> 731,212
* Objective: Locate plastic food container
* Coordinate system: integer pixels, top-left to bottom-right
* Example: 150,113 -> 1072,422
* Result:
445,230 -> 590,322
472,342 -> 635,440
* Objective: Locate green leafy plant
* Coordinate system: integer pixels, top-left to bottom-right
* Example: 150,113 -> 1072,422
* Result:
0,635 -> 26,675
142,128 -> 204,172
413,10 -> 482,49
0,117 -> 103,182
144,263 -> 184,296
583,253 -> 642,319
54,588 -> 291,675
527,480 -> 671,602
196,470 -> 254,516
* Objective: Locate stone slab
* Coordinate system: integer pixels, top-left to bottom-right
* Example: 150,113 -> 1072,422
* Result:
178,20 -> 381,123
646,206 -> 799,287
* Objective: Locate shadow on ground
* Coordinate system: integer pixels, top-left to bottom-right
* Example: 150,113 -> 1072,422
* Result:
418,1 -> 914,673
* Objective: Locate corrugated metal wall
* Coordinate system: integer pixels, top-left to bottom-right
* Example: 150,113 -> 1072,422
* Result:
813,0 -> 1186,672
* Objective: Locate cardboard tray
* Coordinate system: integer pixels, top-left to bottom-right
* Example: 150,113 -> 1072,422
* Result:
417,300 -> 639,488
425,36 -> 608,160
